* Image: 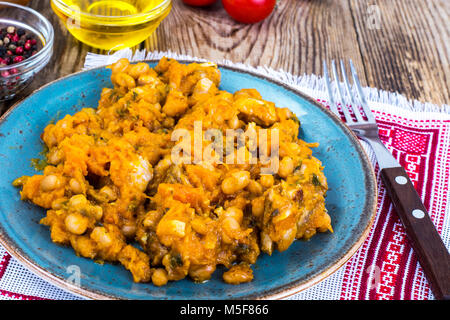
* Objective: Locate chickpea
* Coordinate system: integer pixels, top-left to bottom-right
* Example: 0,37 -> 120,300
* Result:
152,268 -> 168,287
223,207 -> 243,224
259,174 -> 274,188
69,194 -> 87,208
228,115 -> 240,129
122,223 -> 137,237
99,186 -> 117,202
89,205 -> 103,221
90,227 -> 112,246
221,177 -> 236,195
64,213 -> 89,235
278,156 -> 294,178
222,264 -> 253,285
69,178 -> 83,194
128,63 -> 150,79
143,210 -> 161,229
222,217 -> 240,237
47,148 -> 63,165
113,72 -> 136,89
247,179 -> 263,195
232,171 -> 250,184
191,218 -> 208,235
221,171 -> 250,195
110,58 -> 130,74
51,198 -> 67,210
153,103 -> 161,111
40,175 -> 60,192
138,74 -> 157,86
189,264 -> 215,282
251,197 -> 265,217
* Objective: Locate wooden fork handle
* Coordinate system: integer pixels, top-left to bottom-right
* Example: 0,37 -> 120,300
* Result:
381,166 -> 450,300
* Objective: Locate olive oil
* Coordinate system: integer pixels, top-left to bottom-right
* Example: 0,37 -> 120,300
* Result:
51,0 -> 171,50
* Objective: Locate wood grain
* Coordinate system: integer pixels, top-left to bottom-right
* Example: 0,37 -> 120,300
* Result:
1,0 -> 449,114
349,0 -> 450,108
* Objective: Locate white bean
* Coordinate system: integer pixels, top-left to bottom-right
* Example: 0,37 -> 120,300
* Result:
40,175 -> 60,192
64,213 -> 88,235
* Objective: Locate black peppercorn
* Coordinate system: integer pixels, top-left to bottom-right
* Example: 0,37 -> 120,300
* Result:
0,25 -> 41,66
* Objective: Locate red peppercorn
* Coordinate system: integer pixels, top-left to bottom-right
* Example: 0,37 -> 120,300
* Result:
30,39 -> 37,45
15,46 -> 24,55
10,68 -> 18,74
1,70 -> 10,78
24,42 -> 31,51
13,56 -> 24,63
6,50 -> 13,56
11,34 -> 19,42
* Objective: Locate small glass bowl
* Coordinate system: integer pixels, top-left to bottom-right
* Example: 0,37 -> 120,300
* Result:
51,0 -> 172,51
0,2 -> 54,101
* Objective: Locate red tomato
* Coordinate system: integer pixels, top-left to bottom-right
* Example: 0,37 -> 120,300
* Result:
182,0 -> 217,6
222,0 -> 276,23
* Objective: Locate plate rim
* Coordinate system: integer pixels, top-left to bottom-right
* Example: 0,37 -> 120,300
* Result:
0,60 -> 378,300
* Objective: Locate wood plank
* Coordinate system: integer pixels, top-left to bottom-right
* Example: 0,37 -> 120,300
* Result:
152,0 -> 365,79
349,0 -> 450,106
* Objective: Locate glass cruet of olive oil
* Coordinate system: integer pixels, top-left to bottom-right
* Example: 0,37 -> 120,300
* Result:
51,0 -> 171,50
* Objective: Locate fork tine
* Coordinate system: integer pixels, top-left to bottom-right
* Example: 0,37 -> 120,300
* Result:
331,60 -> 353,123
323,61 -> 339,115
349,60 -> 376,123
340,60 -> 365,123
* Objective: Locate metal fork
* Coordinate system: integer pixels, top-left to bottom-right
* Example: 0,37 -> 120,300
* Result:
323,60 -> 450,300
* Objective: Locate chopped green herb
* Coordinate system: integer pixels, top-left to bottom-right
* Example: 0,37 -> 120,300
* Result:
312,173 -> 322,187
236,243 -> 250,255
116,106 -> 129,118
128,201 -> 138,212
30,158 -> 48,171
271,209 -> 280,217
290,115 -> 301,125
294,161 -> 302,172
170,253 -> 183,267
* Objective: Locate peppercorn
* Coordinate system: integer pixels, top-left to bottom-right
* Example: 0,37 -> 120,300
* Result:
0,25 -> 41,66
13,56 -> 24,63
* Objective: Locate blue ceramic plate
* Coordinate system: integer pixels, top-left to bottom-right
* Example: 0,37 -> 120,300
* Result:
0,61 -> 377,300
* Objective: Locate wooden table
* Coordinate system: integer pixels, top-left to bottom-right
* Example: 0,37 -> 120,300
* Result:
1,0 -> 449,114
